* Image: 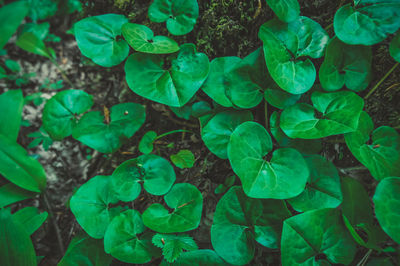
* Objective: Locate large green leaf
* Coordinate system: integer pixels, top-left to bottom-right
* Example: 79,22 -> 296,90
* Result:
319,37 -> 372,92
288,155 -> 342,212
16,32 -> 55,59
211,186 -> 291,265
43,90 -> 94,140
160,249 -> 226,266
104,209 -> 159,264
111,154 -> 176,202
228,121 -> 309,199
280,91 -> 364,139
0,1 -> 30,49
334,3 -> 400,45
70,175 -> 119,239
259,17 -> 328,94
0,183 -> 36,208
12,207 -> 47,235
201,110 -> 253,159
389,30 -> 400,63
345,112 -> 400,180
373,177 -> 400,244
0,134 -> 46,192
125,43 -> 209,107
0,89 -> 24,141
72,103 -> 146,153
74,14 -> 129,67
281,208 -> 357,265
265,0 -> 300,22
142,183 -> 203,233
122,23 -> 179,54
148,0 -> 199,35
264,87 -> 301,109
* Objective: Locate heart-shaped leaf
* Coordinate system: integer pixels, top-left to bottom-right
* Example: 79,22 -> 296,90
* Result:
170,150 -> 195,169
345,112 -> 400,180
319,37 -> 372,92
265,0 -> 300,22
280,90 -> 364,139
111,154 -> 176,202
0,89 -> 24,141
70,175 -> 119,239
334,3 -> 400,45
389,30 -> 400,63
72,102 -> 146,153
74,14 -> 129,67
125,43 -> 209,107
43,90 -> 94,140
142,183 -> 203,233
288,155 -> 342,212
281,208 -> 357,265
160,249 -> 226,266
373,177 -> 400,244
264,87 -> 301,109
139,131 -> 158,154
0,1 -> 30,49
259,17 -> 329,94
104,209 -> 159,264
122,23 -> 179,54
228,121 -> 309,199
148,0 -> 199,35
201,110 -> 253,159
211,186 -> 291,265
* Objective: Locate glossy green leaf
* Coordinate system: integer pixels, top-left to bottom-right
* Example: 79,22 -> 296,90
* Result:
373,177 -> 400,244
0,89 -> 23,141
334,3 -> 400,45
265,0 -> 300,22
281,208 -> 357,265
201,110 -> 253,159
72,103 -> 146,153
153,233 -> 198,263
228,121 -> 309,199
170,150 -> 195,169
319,37 -> 372,92
104,209 -> 159,264
0,208 -> 36,266
111,154 -> 176,202
211,186 -> 291,265
125,43 -> 209,107
70,175 -> 119,239
142,183 -> 203,233
16,32 -> 55,59
345,112 -> 400,180
74,14 -> 129,67
43,90 -> 94,140
0,183 -> 37,208
148,0 -> 199,35
280,91 -> 364,139
139,131 -> 157,154
161,249 -> 226,266
288,155 -> 342,212
12,207 -> 47,235
0,1 -> 30,49
0,134 -> 46,192
259,17 -> 329,94
122,23 -> 179,54
264,87 -> 301,109
389,31 -> 400,63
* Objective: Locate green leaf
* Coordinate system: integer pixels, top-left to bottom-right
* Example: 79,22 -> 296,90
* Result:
0,89 -> 24,141
264,87 -> 301,109
122,23 -> 179,54
389,30 -> 400,63
12,207 -> 47,235
0,0 -> 30,49
345,112 -> 400,180
0,208 -> 37,266
72,103 -> 146,153
0,134 -> 46,192
28,0 -> 58,21
160,249 -> 226,266
211,186 -> 291,265
0,183 -> 37,208
74,14 -> 129,67
170,150 -> 195,169
281,208 -> 357,265
201,110 -> 253,159
43,90 -> 94,140
373,177 -> 400,244
265,0 -> 300,22
152,233 -> 198,263
70,175 -> 119,239
16,32 -> 55,59
111,154 -> 176,202
125,43 -> 209,107
228,121 -> 309,199
142,183 -> 203,233
104,209 -> 159,264
148,0 -> 199,36
19,22 -> 50,41
5,59 -> 21,72
288,155 -> 342,212
280,90 -> 364,139
259,17 -> 329,94
334,3 -> 400,45
139,131 -> 158,154
319,37 -> 372,92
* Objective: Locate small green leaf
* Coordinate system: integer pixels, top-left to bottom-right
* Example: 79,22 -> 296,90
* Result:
160,249 -> 226,266
139,131 -> 158,154
12,207 -> 47,235
170,150 -> 195,169
152,233 -> 198,263
16,32 -> 55,59
0,183 -> 36,208
265,0 -> 300,22
28,0 -> 58,21
5,59 -> 20,72
389,30 -> 400,63
0,89 -> 24,141
0,0 -> 30,49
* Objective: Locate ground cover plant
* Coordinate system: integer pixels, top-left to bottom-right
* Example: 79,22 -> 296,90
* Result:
1,0 -> 400,265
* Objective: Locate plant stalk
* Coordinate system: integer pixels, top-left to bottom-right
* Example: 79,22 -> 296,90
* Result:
42,192 -> 65,256
51,59 -> 75,89
357,249 -> 373,266
365,62 -> 399,99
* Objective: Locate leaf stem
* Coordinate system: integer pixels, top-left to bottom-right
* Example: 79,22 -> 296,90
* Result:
357,249 -> 373,266
365,62 -> 399,99
42,192 -> 65,256
264,99 -> 268,129
50,58 -> 75,89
